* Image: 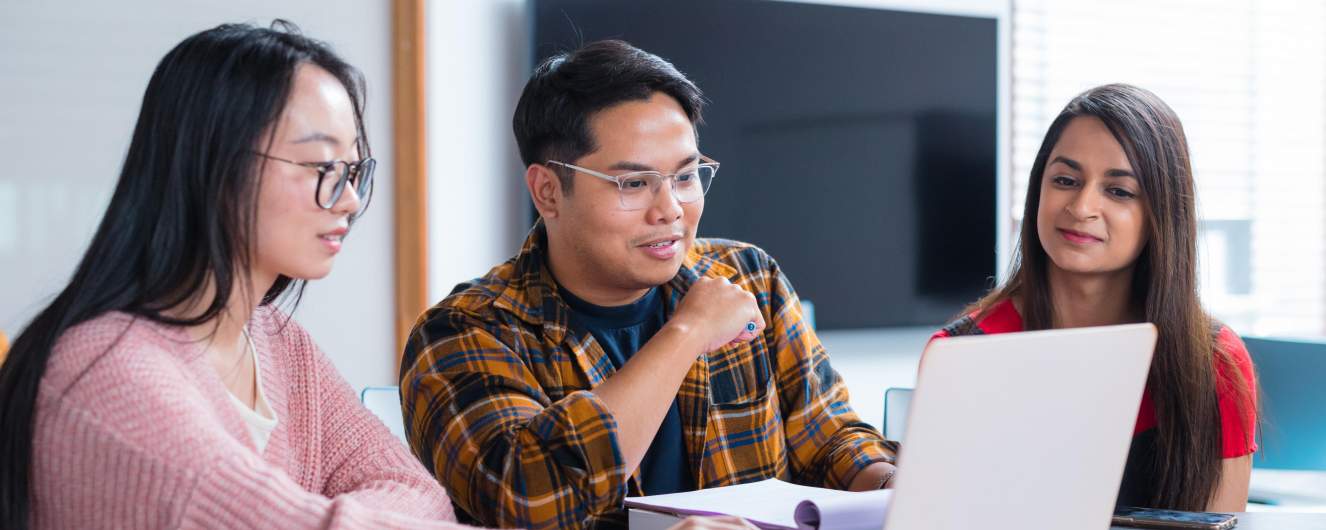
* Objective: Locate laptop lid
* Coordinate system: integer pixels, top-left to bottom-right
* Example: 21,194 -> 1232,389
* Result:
884,323 -> 1157,530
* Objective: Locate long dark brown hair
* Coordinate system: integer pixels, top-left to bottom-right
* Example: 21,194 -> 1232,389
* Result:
968,84 -> 1254,510
0,21 -> 368,528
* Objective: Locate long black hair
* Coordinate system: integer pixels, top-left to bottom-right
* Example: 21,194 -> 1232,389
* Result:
0,21 -> 368,527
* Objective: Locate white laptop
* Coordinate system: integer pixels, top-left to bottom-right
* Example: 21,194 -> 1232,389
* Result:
883,323 -> 1157,530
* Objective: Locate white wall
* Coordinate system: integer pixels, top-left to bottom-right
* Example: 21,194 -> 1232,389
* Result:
425,0 -> 532,302
0,0 -> 397,391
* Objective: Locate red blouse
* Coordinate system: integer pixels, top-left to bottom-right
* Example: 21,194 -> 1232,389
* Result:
932,299 -> 1258,458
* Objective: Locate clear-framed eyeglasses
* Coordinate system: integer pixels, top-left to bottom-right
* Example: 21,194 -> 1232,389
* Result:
545,156 -> 719,211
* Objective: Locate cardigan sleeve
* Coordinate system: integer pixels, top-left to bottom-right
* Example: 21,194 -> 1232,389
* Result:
31,313 -> 483,530
304,331 -> 459,522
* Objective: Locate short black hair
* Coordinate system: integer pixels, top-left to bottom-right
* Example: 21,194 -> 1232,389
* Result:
512,40 -> 705,191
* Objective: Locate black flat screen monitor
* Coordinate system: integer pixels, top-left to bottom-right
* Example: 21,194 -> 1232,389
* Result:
533,0 -> 998,329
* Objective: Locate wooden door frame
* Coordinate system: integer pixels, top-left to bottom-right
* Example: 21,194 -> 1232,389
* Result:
392,0 -> 428,369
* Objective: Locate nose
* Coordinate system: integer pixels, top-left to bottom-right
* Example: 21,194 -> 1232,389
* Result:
331,179 -> 362,216
645,176 -> 684,224
1065,186 -> 1101,221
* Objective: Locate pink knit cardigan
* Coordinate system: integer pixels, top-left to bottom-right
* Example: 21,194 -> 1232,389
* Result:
31,308 -> 477,529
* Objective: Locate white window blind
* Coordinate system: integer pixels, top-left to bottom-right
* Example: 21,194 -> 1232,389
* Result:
1011,0 -> 1326,336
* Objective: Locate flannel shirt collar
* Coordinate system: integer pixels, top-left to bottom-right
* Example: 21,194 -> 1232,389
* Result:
493,220 -> 737,343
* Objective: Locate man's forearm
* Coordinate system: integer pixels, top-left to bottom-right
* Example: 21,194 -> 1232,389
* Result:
594,322 -> 706,475
846,462 -> 898,491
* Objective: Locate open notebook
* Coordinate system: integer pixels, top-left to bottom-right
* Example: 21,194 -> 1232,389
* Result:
625,479 -> 893,530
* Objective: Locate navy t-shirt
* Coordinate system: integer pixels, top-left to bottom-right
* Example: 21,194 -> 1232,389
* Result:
557,285 -> 694,495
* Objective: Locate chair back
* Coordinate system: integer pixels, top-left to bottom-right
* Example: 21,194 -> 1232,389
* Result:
359,385 -> 408,444
1243,336 -> 1326,470
883,386 -> 913,440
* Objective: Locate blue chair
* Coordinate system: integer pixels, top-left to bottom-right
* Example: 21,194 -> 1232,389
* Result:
1243,336 -> 1326,470
359,385 -> 408,444
883,387 -> 914,441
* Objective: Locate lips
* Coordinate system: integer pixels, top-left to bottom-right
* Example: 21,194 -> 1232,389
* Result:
1058,228 -> 1103,244
637,233 -> 683,260
641,238 -> 676,248
320,227 -> 348,252
636,233 -> 683,248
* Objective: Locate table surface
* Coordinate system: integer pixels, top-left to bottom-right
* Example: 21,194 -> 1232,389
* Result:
1110,511 -> 1326,530
631,509 -> 1326,530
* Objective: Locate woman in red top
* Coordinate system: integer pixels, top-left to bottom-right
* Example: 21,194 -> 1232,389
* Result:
933,84 -> 1258,512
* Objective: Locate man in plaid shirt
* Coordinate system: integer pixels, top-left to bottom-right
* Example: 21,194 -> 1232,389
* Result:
400,40 -> 899,530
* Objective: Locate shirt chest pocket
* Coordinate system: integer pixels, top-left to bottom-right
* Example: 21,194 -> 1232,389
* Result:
706,341 -> 774,405
704,342 -> 787,482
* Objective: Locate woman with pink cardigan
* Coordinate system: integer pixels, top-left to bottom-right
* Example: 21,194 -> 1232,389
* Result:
0,21 -> 747,530
0,21 -> 471,530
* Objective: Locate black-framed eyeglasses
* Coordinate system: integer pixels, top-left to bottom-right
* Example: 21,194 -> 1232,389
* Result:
256,153 -> 376,216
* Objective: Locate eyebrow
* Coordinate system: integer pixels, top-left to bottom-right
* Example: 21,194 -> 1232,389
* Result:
1050,155 -> 1136,179
608,153 -> 700,172
291,132 -> 347,147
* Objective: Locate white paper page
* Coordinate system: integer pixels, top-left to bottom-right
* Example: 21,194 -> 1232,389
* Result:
625,479 -> 893,530
796,489 -> 894,530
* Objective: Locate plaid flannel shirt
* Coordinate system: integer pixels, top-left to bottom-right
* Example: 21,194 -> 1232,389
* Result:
400,223 -> 897,529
